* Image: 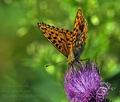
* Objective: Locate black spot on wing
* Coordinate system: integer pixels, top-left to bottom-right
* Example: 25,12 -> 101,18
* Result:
58,46 -> 62,49
53,36 -> 57,39
48,36 -> 52,40
55,44 -> 59,48
51,31 -> 54,34
52,40 -> 57,44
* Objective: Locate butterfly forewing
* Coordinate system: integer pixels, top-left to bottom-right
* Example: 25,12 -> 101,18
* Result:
72,9 -> 88,59
37,22 -> 72,57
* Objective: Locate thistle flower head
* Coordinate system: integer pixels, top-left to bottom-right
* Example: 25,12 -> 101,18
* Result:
64,61 -> 110,102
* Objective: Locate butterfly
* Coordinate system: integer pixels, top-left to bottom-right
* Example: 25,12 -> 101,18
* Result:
37,9 -> 88,65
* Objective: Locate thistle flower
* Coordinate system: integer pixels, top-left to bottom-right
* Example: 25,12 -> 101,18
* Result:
64,61 -> 110,102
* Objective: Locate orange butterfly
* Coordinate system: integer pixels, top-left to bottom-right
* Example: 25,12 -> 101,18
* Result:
37,9 -> 88,65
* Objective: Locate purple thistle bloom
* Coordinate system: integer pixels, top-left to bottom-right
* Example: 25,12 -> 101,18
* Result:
64,61 -> 110,102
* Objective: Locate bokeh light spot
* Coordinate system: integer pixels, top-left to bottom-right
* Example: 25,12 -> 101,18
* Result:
45,65 -> 55,75
91,15 -> 100,26
17,27 -> 28,37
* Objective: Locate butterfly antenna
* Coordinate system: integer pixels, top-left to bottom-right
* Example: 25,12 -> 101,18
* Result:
44,60 -> 66,68
80,58 -> 90,61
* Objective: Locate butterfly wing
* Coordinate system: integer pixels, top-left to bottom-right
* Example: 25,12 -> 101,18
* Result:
37,22 -> 72,57
72,9 -> 88,59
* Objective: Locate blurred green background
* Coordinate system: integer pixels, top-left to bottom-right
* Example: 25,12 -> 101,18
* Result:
0,0 -> 120,102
